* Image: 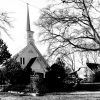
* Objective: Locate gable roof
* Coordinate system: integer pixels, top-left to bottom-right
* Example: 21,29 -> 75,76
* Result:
25,57 -> 37,69
36,57 -> 47,72
25,57 -> 47,73
86,63 -> 100,74
30,42 -> 49,68
86,63 -> 100,71
13,42 -> 49,68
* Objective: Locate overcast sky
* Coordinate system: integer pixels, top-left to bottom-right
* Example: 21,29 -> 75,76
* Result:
0,0 -> 49,56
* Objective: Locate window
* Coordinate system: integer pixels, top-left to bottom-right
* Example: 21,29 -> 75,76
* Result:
20,57 -> 25,65
20,58 -> 22,64
23,58 -> 25,65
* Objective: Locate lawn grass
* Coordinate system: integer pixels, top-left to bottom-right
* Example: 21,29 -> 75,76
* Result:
0,91 -> 100,100
0,92 -> 67,100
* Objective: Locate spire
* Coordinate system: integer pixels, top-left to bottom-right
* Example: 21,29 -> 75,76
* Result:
26,3 -> 34,45
27,3 -> 31,31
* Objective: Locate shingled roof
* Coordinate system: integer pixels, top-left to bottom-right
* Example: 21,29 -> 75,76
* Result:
86,63 -> 100,72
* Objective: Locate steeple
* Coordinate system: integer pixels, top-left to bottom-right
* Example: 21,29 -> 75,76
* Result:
26,3 -> 34,45
27,3 -> 30,31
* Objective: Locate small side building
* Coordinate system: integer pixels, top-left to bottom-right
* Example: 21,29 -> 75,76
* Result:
86,63 -> 100,82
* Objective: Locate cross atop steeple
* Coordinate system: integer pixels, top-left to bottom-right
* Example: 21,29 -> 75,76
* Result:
26,3 -> 34,45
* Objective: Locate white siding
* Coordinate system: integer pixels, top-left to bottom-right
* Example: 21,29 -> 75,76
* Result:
16,44 -> 39,69
31,60 -> 44,73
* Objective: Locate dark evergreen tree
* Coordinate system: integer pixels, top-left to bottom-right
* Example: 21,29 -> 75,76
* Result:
3,58 -> 31,85
1,58 -> 32,92
0,39 -> 11,85
45,57 -> 66,91
0,39 -> 11,64
3,58 -> 22,84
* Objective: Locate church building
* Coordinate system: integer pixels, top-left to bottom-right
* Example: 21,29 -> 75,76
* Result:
14,4 -> 49,77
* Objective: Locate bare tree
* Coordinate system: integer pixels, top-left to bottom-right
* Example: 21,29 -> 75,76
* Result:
60,52 -> 76,71
37,0 -> 100,64
0,12 -> 12,37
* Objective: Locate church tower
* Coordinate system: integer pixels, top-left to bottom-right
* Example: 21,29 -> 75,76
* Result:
27,4 -> 34,45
